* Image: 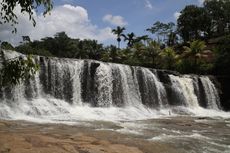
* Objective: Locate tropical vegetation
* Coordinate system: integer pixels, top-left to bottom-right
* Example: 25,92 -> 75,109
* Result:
1,0 -> 230,87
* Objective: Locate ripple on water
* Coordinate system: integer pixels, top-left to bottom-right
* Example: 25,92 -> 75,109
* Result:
149,133 -> 210,141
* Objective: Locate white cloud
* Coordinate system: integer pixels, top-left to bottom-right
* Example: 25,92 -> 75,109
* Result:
174,11 -> 181,20
102,14 -> 128,27
198,0 -> 205,5
0,4 -> 115,45
144,0 -> 153,10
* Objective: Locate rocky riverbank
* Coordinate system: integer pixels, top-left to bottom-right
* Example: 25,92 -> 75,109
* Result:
0,120 -> 181,153
1,116 -> 230,153
0,120 -> 144,153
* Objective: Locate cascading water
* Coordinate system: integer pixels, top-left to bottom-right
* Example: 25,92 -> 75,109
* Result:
138,68 -> 168,108
1,50 -> 230,153
95,62 -> 113,107
199,76 -> 221,110
114,64 -> 142,107
168,75 -> 200,108
0,50 -> 225,122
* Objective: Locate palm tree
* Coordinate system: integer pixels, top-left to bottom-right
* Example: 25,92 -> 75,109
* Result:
132,42 -> 146,64
160,47 -> 177,70
177,40 -> 216,74
181,40 -> 210,73
146,40 -> 162,68
182,40 -> 206,60
146,21 -> 162,43
112,26 -> 125,49
123,32 -> 136,47
136,35 -> 150,45
167,31 -> 178,46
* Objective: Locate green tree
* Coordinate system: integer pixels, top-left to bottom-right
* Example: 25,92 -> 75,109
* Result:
0,52 -> 39,86
145,41 -> 162,68
182,40 -> 206,58
112,26 -> 126,48
53,31 -> 71,57
22,36 -> 31,43
178,40 -> 214,73
135,35 -> 150,45
0,0 -> 52,86
123,32 -> 136,47
160,47 -> 177,70
147,21 -> 163,42
81,39 -> 104,60
214,35 -> 230,75
177,5 -> 211,42
204,0 -> 230,36
147,21 -> 175,44
167,31 -> 178,46
132,42 -> 146,64
0,0 -> 53,32
1,41 -> 14,50
105,45 -> 118,62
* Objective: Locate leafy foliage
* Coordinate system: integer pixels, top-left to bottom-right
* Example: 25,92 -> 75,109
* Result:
0,0 -> 53,32
147,21 -> 176,44
160,47 -> 177,70
1,41 -> 14,50
178,0 -> 230,42
0,54 -> 39,86
177,5 -> 211,42
177,40 -> 214,74
213,35 -> 230,75
12,32 -> 218,75
16,32 -> 105,60
0,0 -> 51,87
204,0 -> 230,37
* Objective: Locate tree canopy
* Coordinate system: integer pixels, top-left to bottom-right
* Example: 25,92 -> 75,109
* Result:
0,0 -> 52,86
204,0 -> 230,37
177,5 -> 211,42
178,0 -> 230,42
0,0 -> 53,32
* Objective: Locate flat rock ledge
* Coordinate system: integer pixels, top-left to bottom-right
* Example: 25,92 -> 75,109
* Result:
0,121 -> 143,153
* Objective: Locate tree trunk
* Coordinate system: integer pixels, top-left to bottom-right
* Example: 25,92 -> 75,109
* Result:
152,56 -> 155,68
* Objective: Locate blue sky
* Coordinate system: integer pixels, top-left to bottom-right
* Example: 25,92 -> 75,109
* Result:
0,0 -> 204,46
54,0 -> 203,36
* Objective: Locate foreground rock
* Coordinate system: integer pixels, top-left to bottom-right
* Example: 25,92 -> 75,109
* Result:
0,120 -> 143,153
1,117 -> 230,153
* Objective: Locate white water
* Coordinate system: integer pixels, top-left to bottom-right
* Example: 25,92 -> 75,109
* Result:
200,76 -> 221,110
0,50 -> 229,123
95,63 -> 113,107
71,60 -> 84,105
1,96 -> 230,124
141,68 -> 168,107
169,75 -> 200,108
115,64 -> 142,107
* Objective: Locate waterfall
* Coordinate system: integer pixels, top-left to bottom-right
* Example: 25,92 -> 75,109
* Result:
137,68 -> 168,108
115,65 -> 142,107
168,75 -> 200,108
95,63 -> 113,107
199,76 -> 221,110
0,50 -> 223,120
71,60 -> 84,105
